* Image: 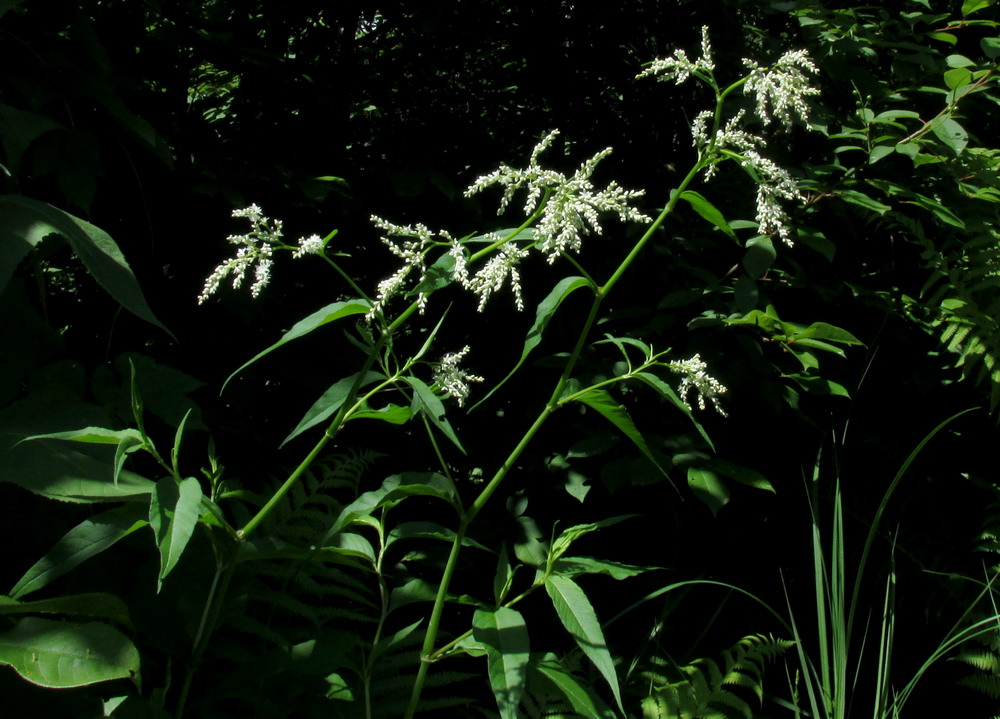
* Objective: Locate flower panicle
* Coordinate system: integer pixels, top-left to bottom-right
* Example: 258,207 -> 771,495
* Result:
636,25 -> 715,85
433,346 -> 485,408
668,353 -> 728,417
199,204 -> 281,304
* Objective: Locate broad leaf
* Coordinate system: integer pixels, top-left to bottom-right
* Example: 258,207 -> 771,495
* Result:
687,466 -> 730,516
149,476 -> 203,591
0,439 -> 155,503
11,505 -> 148,599
0,196 -> 172,337
223,300 -> 371,391
20,426 -> 147,487
473,608 -> 530,719
0,617 -> 139,688
545,575 -> 623,712
0,593 -> 132,628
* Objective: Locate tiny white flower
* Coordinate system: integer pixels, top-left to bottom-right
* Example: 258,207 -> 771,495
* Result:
433,346 -> 485,408
292,234 -> 325,258
668,353 -> 728,416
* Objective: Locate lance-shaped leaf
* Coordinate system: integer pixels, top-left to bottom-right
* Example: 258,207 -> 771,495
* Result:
473,607 -> 530,719
688,466 -> 730,516
223,300 -> 371,392
533,653 -> 616,719
282,371 -> 385,447
149,476 -> 203,591
19,427 -> 147,487
0,195 -> 172,337
0,593 -> 132,629
406,376 -> 466,454
679,190 -> 737,240
0,617 -> 139,688
322,472 -> 457,543
545,575 -> 623,713
0,439 -> 155,504
570,389 -> 668,478
633,371 -> 715,450
474,276 -> 593,408
11,505 -> 148,599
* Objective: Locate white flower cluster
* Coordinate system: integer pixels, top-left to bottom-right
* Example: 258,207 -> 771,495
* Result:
433,346 -> 485,407
368,217 -> 438,317
465,129 -> 651,265
198,204 -> 279,304
668,353 -> 728,416
743,50 -> 819,128
292,233 -> 325,258
635,26 -> 715,85
463,239 -> 530,311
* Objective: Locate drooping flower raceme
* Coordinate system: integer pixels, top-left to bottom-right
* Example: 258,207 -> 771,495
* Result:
465,130 -> 651,265
668,353 -> 728,416
433,346 -> 484,407
198,204 -> 280,304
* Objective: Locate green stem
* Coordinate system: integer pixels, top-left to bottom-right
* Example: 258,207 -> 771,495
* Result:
405,172 -> 698,716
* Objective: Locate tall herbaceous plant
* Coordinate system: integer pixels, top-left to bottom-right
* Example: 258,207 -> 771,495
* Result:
6,28 -> 834,719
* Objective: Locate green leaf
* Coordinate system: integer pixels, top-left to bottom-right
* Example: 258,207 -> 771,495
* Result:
549,515 -> 635,563
493,545 -> 513,606
149,477 -> 203,591
679,190 -> 737,240
926,31 -> 957,44
19,426 -> 147,489
962,0 -> 994,15
0,593 -> 132,628
687,467 -> 730,516
0,617 -> 139,688
473,276 -> 593,409
282,371 -> 385,447
552,556 -> 655,580
473,608 -> 530,719
871,110 -> 921,123
545,575 -> 623,712
633,371 -> 715,450
346,403 -> 412,425
322,472 -> 457,542
945,54 -> 976,68
571,390 -> 667,479
534,653 -> 616,719
11,505 -> 148,599
709,458 -> 774,493
0,439 -> 155,504
0,196 -> 172,338
869,145 -> 896,164
406,375 -> 466,454
982,37 -> 1000,59
388,521 -> 490,552
790,322 -> 864,346
930,117 -> 968,155
743,235 -> 775,279
222,301 -> 370,392
837,190 -> 891,215
943,67 -> 973,90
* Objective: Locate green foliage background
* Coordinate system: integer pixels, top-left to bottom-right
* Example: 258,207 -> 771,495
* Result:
1,1 -> 999,717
